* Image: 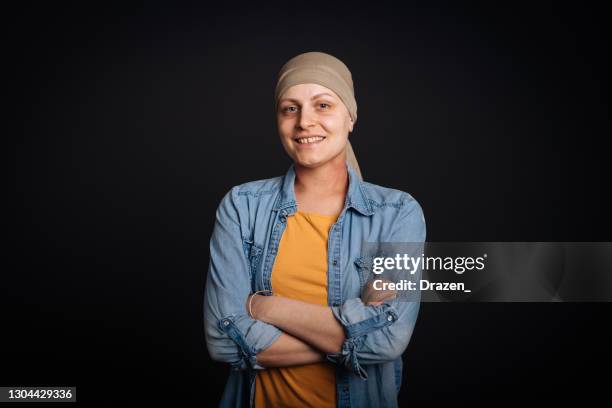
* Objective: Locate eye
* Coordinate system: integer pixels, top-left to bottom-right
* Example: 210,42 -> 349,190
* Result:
319,103 -> 330,109
282,106 -> 298,113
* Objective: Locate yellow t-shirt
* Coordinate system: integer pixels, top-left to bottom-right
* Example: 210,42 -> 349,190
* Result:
254,210 -> 340,408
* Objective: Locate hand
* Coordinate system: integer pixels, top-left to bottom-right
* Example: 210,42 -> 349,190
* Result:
361,277 -> 397,306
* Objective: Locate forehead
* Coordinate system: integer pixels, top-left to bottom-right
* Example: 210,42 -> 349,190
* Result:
279,83 -> 340,101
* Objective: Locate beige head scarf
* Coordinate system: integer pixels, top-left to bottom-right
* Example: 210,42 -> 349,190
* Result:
274,51 -> 363,181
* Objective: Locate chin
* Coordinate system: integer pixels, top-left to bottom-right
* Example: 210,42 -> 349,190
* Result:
293,156 -> 324,168
294,150 -> 346,168
295,160 -> 321,168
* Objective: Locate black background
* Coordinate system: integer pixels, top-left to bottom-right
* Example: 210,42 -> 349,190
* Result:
4,1 -> 611,406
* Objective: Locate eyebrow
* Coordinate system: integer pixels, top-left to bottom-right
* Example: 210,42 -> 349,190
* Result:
279,93 -> 335,103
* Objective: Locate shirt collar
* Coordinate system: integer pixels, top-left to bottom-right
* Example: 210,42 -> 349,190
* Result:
273,161 -> 375,216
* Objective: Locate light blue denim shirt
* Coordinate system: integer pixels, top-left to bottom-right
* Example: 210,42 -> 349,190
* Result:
204,161 -> 426,407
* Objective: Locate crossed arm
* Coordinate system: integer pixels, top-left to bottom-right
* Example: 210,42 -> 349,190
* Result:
247,282 -> 395,368
204,188 -> 423,372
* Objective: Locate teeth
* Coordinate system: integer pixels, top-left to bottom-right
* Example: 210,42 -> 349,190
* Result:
296,136 -> 325,144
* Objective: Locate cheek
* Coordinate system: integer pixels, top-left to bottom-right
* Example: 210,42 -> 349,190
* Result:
322,114 -> 348,132
277,119 -> 293,137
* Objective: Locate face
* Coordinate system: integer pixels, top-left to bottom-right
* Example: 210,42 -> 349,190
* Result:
277,83 -> 354,169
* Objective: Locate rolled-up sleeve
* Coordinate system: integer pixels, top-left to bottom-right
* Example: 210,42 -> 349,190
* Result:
326,195 -> 426,379
203,187 -> 282,371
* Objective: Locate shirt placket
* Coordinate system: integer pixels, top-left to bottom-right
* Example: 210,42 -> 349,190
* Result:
262,208 -> 291,292
328,211 -> 351,407
250,207 -> 291,407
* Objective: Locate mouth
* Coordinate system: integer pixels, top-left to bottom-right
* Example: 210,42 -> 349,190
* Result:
293,136 -> 326,145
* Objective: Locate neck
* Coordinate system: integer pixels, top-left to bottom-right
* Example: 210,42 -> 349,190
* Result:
294,154 -> 349,196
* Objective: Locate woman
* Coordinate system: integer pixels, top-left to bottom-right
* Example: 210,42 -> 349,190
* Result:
204,51 -> 426,408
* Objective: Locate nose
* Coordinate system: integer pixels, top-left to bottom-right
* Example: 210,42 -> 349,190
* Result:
297,106 -> 316,129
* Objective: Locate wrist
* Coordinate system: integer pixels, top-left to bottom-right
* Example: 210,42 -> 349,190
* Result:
248,291 -> 275,321
255,295 -> 274,322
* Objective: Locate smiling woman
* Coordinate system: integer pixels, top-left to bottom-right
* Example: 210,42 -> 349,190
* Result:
203,51 -> 426,408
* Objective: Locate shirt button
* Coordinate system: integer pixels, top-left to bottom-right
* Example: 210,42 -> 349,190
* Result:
333,260 -> 338,266
387,315 -> 394,322
223,320 -> 230,326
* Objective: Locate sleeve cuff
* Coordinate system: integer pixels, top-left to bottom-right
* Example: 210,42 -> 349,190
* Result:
218,314 -> 283,370
326,298 -> 399,379
326,336 -> 368,380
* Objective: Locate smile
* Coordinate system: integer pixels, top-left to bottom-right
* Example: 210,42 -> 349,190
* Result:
294,136 -> 325,144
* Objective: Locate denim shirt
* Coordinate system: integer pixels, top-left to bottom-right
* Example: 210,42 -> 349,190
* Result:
204,161 -> 426,407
